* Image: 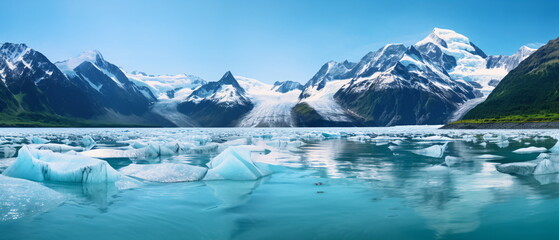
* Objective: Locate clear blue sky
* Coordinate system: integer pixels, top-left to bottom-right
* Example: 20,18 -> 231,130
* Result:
1,0 -> 558,83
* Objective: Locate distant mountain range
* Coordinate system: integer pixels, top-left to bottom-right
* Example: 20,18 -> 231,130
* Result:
0,28 -> 538,127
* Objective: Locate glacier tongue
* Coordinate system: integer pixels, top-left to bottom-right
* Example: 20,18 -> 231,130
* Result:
0,175 -> 64,221
3,146 -> 125,183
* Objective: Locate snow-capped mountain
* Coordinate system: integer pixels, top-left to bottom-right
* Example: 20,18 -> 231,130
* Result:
299,60 -> 356,99
56,50 -> 158,118
415,28 -> 510,95
177,71 -> 253,126
0,43 -> 101,118
295,28 -> 536,126
0,28 -> 538,127
335,46 -> 476,126
486,45 -> 537,71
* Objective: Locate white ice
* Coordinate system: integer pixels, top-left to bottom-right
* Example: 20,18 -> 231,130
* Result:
513,146 -> 547,154
411,143 -> 448,158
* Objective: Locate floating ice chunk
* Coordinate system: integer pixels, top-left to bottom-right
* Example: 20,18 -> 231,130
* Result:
29,136 -> 49,144
0,146 -> 16,158
411,143 -> 448,158
119,163 -> 207,182
220,138 -> 249,149
81,148 -> 131,158
445,156 -> 462,167
549,140 -> 559,153
130,141 -> 147,149
322,132 -> 341,139
513,146 -> 547,154
0,175 -> 64,221
81,135 -> 96,150
496,161 -> 539,176
347,135 -> 371,142
391,140 -> 404,145
3,146 -> 124,183
413,136 -> 454,141
31,143 -> 82,153
534,157 -> 559,175
495,140 -> 509,148
479,142 -> 487,147
204,146 -> 272,181
287,140 -> 304,148
475,154 -> 505,160
189,143 -> 219,153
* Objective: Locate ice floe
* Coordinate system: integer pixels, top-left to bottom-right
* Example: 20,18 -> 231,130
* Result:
119,163 -> 207,182
0,175 -> 64,221
513,146 -> 547,154
411,143 -> 448,158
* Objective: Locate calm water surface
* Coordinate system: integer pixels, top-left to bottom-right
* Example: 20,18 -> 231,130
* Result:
2,127 -> 559,240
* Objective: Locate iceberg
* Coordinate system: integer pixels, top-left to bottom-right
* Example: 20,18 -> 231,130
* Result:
3,146 -> 124,183
411,143 -> 448,158
81,135 -> 96,150
496,161 -> 539,176
322,132 -> 341,139
549,140 -> 559,153
32,143 -> 83,153
0,145 -> 16,158
0,175 -> 64,221
29,136 -> 49,144
204,146 -> 272,181
444,156 -> 462,167
513,146 -> 547,154
119,163 -> 207,182
533,157 -> 559,175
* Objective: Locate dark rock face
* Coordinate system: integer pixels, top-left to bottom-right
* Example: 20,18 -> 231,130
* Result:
0,43 -> 102,118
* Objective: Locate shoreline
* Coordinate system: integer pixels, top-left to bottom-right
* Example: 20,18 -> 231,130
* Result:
441,122 -> 559,129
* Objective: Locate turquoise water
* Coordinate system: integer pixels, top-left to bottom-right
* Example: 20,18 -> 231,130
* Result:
2,127 -> 559,240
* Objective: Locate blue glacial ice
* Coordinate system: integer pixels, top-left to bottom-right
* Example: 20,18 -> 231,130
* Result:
204,146 -> 272,181
3,146 -> 125,183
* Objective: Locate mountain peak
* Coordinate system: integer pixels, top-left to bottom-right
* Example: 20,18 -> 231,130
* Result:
219,71 -> 237,84
57,50 -> 105,71
0,42 -> 32,62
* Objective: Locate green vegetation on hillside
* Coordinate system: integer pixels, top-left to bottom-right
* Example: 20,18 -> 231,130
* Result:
451,113 -> 559,124
0,112 -> 153,127
463,37 -> 559,121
